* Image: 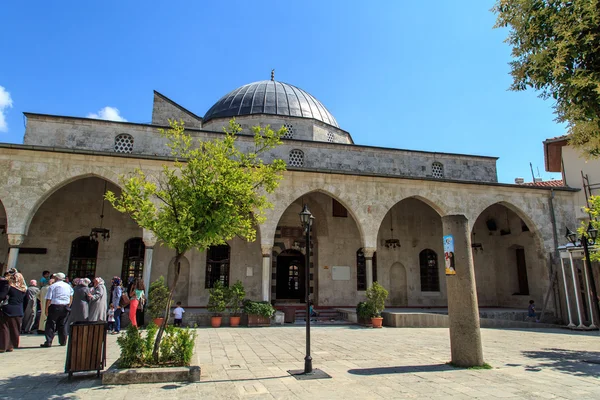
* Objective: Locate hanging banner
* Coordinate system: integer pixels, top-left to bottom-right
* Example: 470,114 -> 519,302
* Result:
443,235 -> 456,275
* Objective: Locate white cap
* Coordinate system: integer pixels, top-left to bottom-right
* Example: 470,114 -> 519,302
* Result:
54,272 -> 66,280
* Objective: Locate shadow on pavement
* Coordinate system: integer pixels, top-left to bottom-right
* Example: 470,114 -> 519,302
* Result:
348,364 -> 455,375
0,372 -> 100,399
521,348 -> 600,377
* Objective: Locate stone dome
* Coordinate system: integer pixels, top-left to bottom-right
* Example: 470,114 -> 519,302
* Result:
203,80 -> 339,128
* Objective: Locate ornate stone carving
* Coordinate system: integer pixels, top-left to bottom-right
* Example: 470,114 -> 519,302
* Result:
261,245 -> 273,257
142,229 -> 157,247
362,247 -> 376,259
7,234 -> 25,247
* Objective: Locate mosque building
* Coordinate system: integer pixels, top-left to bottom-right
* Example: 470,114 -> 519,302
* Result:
0,74 -> 579,321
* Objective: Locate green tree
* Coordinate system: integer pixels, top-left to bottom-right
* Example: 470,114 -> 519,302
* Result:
106,119 -> 286,360
493,0 -> 600,157
582,195 -> 600,262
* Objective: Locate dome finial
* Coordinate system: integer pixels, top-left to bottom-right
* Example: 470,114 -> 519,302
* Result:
271,69 -> 275,81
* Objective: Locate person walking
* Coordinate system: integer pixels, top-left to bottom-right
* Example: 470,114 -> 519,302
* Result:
88,277 -> 107,322
40,272 -> 73,347
67,278 -> 90,331
22,279 -> 40,334
37,278 -> 54,334
0,268 -> 27,352
128,278 -> 145,328
110,277 -> 124,334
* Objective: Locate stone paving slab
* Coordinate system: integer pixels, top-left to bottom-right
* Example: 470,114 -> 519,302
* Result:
0,326 -> 599,399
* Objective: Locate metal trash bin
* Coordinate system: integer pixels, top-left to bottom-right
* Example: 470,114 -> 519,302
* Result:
65,321 -> 108,379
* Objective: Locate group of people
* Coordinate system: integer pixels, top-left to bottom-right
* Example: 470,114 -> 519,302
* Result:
0,268 -> 146,353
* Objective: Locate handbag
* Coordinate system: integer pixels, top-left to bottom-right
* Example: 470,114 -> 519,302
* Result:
120,291 -> 130,307
137,292 -> 146,310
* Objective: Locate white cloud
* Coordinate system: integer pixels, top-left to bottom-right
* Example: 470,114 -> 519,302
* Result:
0,86 -> 13,132
87,106 -> 127,122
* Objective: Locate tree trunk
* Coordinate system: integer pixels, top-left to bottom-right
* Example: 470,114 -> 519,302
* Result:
152,251 -> 183,362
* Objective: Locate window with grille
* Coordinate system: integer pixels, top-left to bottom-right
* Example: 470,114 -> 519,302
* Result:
357,248 -> 378,291
332,198 -> 348,218
327,132 -> 334,143
121,238 -> 145,282
288,149 -> 304,167
68,236 -> 98,281
205,244 -> 230,288
432,162 -> 444,178
114,134 -> 134,153
282,124 -> 294,139
420,249 -> 440,292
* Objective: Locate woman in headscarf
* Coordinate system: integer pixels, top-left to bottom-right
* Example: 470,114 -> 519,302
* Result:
0,268 -> 27,352
67,278 -> 90,331
88,277 -> 107,322
110,277 -> 124,334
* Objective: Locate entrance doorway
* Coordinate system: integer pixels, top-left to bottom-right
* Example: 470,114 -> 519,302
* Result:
276,250 -> 305,301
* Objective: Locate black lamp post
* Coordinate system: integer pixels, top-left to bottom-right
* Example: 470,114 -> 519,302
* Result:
299,204 -> 314,374
565,222 -> 600,323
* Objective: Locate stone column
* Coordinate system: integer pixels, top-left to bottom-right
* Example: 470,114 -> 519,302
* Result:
363,247 -> 376,289
442,215 -> 484,367
5,234 -> 25,273
261,245 -> 272,302
142,230 -> 158,297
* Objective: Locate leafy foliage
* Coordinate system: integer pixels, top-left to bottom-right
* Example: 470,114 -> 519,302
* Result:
243,300 -> 275,318
356,301 -> 376,320
158,325 -> 197,366
581,195 -> 600,262
366,282 -> 388,317
105,119 -> 285,360
227,280 -> 246,316
493,1 -> 600,157
148,276 -> 170,319
117,323 -> 158,368
207,280 -> 227,315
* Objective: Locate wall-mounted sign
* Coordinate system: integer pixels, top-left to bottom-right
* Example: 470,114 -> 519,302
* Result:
443,235 -> 456,275
332,266 -> 350,280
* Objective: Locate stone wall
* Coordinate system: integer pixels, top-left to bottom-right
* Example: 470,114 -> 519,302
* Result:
151,92 -> 203,129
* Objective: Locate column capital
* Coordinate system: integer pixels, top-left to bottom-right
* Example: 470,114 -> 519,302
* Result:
261,245 -> 273,257
143,229 -> 158,247
362,247 -> 376,259
7,234 -> 25,247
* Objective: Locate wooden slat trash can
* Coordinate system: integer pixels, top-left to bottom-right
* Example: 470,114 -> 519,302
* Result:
65,321 -> 108,379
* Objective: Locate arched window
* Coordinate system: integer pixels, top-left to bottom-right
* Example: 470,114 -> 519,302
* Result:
288,149 -> 304,167
205,244 -> 230,288
282,124 -> 294,139
68,236 -> 99,281
432,162 -> 444,179
114,134 -> 134,153
121,238 -> 145,282
357,248 -> 378,291
420,249 -> 440,292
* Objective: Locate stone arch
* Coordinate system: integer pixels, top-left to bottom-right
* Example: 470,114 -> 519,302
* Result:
261,187 -> 365,249
23,171 -> 123,235
168,255 -> 190,304
389,262 -> 408,306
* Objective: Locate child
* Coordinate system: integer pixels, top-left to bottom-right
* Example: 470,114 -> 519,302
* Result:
172,302 -> 185,327
528,300 -> 537,322
108,304 -> 115,332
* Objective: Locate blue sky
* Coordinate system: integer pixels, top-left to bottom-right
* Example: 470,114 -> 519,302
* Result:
0,0 -> 563,183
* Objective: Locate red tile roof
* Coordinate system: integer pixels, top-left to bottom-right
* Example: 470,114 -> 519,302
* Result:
523,180 -> 565,187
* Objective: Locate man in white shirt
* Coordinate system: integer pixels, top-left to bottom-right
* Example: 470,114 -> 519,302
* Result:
40,272 -> 73,348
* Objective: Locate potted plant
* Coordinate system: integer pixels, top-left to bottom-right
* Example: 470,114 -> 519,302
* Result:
227,281 -> 245,327
366,282 -> 388,328
148,276 -> 170,327
207,281 -> 227,327
243,300 -> 275,327
356,301 -> 375,326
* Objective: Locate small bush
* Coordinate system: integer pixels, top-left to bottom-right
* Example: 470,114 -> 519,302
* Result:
116,323 -> 196,368
243,300 -> 275,318
207,280 -> 227,316
366,282 -> 388,317
356,301 -> 375,320
148,276 -> 170,319
227,281 -> 246,316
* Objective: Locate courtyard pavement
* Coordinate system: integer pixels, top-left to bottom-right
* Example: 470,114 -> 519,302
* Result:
0,326 -> 599,399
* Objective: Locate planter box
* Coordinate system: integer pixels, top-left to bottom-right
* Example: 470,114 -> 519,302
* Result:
102,360 -> 200,385
247,314 -> 271,327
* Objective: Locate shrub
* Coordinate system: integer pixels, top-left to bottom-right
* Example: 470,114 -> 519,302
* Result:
148,276 -> 170,319
356,301 -> 375,320
243,300 -> 275,318
366,282 -> 388,317
207,280 -> 227,316
227,280 -> 246,316
116,323 -> 196,368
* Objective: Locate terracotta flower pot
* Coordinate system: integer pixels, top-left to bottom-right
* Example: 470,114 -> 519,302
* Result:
371,317 -> 383,328
230,316 -> 241,327
211,316 -> 222,328
153,317 -> 165,327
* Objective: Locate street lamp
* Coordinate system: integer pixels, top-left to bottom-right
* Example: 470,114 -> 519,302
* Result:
299,204 -> 314,374
565,222 -> 599,323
